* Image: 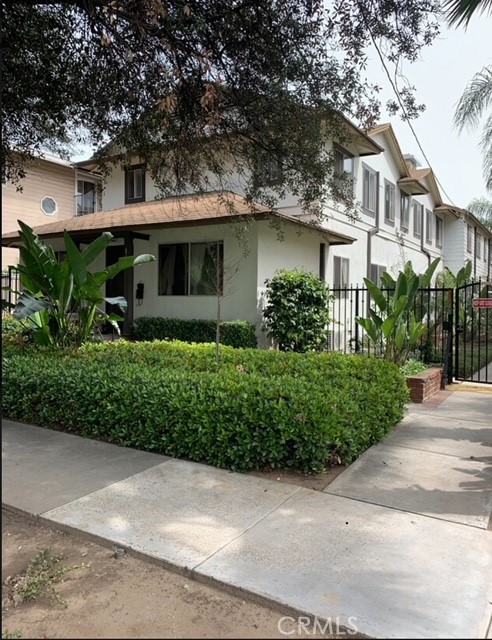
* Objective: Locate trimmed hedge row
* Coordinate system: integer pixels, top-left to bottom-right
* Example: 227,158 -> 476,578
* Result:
2,342 -> 409,472
132,317 -> 257,348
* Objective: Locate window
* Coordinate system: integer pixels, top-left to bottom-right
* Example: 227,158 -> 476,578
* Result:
484,238 -> 488,262
158,242 -> 223,296
55,251 -> 67,263
400,191 -> 410,231
425,209 -> 433,244
466,224 -> 473,253
76,180 -> 98,216
435,216 -> 443,248
477,233 -> 482,259
124,164 -> 145,204
370,263 -> 387,284
384,181 -> 395,224
333,146 -> 354,193
333,256 -> 350,289
413,202 -> 423,238
362,164 -> 378,214
254,157 -> 283,187
41,196 -> 57,216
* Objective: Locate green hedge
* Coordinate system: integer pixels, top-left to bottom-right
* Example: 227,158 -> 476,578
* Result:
132,317 -> 257,348
2,341 -> 409,472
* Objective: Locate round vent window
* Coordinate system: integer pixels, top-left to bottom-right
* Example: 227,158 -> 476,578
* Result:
41,196 -> 58,216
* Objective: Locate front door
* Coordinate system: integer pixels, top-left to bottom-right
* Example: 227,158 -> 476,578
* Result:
104,245 -> 126,333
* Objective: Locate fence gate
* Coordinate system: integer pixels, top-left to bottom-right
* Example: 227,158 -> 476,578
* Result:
455,280 -> 492,384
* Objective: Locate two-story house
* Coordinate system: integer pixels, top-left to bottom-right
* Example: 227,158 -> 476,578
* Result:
3,117 -> 489,343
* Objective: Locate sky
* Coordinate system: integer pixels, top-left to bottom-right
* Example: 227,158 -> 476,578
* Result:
364,15 -> 491,208
72,13 -> 491,208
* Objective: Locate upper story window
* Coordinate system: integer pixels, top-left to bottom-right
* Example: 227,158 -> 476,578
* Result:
400,191 -> 410,232
158,241 -> 224,296
41,196 -> 57,216
384,181 -> 395,224
254,157 -> 283,188
333,146 -> 354,194
76,179 -> 98,216
124,164 -> 146,204
413,202 -> 423,238
435,216 -> 443,248
426,209 -> 433,244
477,233 -> 482,259
466,224 -> 473,253
484,238 -> 488,262
362,164 -> 378,214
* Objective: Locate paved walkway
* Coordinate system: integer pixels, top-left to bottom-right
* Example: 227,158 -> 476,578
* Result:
2,391 -> 492,639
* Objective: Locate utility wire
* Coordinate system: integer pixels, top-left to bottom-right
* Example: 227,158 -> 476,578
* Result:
357,2 -> 457,205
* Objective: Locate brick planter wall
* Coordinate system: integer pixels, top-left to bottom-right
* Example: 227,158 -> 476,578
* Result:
406,368 -> 443,403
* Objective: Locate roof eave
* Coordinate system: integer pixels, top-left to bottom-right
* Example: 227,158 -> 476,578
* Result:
397,179 -> 429,196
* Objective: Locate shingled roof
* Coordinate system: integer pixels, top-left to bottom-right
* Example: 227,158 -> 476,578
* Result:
2,191 -> 355,246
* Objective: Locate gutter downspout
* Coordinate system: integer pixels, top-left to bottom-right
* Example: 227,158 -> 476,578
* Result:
421,230 -> 432,267
366,172 -> 380,280
488,237 -> 491,280
473,225 -> 477,279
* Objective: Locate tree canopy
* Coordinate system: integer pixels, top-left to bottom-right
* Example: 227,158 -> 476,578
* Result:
1,1 -> 440,215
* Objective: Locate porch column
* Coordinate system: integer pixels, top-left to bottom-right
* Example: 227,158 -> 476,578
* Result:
123,234 -> 134,336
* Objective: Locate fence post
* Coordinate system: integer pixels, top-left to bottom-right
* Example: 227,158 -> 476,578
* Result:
443,310 -> 453,386
354,285 -> 360,353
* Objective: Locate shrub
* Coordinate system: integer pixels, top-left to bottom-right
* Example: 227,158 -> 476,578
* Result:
263,268 -> 331,352
2,341 -> 408,473
2,315 -> 26,338
132,317 -> 257,348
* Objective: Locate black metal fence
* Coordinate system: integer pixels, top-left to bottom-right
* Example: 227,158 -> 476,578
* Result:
1,267 -> 20,315
455,280 -> 492,383
329,282 -> 492,384
329,285 -> 453,361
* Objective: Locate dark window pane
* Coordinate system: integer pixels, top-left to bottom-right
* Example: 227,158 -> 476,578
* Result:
158,244 -> 188,295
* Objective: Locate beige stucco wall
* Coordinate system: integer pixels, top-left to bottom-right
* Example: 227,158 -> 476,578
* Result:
2,158 -> 76,270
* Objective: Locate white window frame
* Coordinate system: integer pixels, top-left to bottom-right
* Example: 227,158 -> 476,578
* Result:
400,191 -> 410,232
466,224 -> 473,254
425,209 -> 433,244
413,201 -> 423,238
435,215 -> 443,248
384,181 -> 395,224
76,178 -> 99,216
362,164 -> 378,215
40,195 -> 58,216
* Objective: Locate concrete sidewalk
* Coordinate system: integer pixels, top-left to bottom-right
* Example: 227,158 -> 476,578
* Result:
2,390 -> 492,639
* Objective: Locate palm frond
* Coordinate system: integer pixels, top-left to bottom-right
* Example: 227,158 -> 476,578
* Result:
467,197 -> 492,229
454,65 -> 492,132
479,112 -> 492,192
444,0 -> 492,27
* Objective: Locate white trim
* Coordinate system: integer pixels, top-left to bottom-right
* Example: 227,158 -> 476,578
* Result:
40,195 -> 58,216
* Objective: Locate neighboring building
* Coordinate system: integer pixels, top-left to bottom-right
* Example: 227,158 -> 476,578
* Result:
1,152 -> 101,271
443,208 -> 491,280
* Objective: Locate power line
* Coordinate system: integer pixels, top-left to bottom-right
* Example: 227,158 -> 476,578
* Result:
358,3 -> 457,205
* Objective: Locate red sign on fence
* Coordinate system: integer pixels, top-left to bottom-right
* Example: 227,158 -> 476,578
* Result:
472,298 -> 492,309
